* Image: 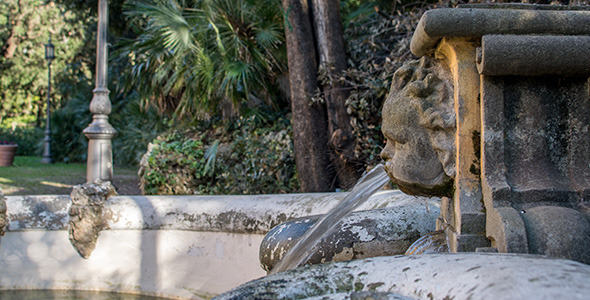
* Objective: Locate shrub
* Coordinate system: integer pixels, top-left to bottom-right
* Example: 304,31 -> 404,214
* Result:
110,92 -> 170,167
139,113 -> 298,195
0,126 -> 43,156
50,92 -> 90,163
219,115 -> 297,194
139,132 -> 208,195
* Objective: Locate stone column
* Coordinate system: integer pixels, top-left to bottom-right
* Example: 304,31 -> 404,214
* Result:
84,0 -> 116,183
411,4 -> 590,263
433,38 -> 487,252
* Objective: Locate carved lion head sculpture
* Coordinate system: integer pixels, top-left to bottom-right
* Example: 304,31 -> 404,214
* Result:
380,57 -> 455,197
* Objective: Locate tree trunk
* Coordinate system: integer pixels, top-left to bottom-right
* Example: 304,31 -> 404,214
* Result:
2,33 -> 18,59
1,1 -> 31,59
282,0 -> 335,192
311,0 -> 361,189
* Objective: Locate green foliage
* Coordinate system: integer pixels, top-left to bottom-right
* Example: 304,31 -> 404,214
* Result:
110,91 -> 171,166
50,90 -> 91,163
337,3 -> 431,168
119,0 -> 288,119
139,112 -> 298,195
0,126 -> 43,156
140,132 -> 206,195
220,114 -> 297,194
50,79 -> 169,166
0,0 -> 150,166
0,0 -> 91,125
137,0 -> 431,194
0,115 -> 41,156
0,115 -> 37,128
0,0 -> 98,161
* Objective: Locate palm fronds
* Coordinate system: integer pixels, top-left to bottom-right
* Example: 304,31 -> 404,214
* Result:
118,0 -> 287,120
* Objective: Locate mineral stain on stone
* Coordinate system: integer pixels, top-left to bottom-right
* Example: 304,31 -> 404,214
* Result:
367,282 -> 384,291
354,282 -> 364,291
466,266 -> 481,272
470,131 -> 481,176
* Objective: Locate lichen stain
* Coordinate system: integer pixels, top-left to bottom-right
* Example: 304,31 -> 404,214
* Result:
367,282 -> 384,291
10,196 -> 71,230
333,246 -> 354,261
0,195 -> 6,236
528,277 -> 541,282
466,265 -> 481,272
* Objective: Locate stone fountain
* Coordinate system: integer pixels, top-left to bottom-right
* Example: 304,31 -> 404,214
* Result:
0,184 -> 412,298
216,4 -> 590,299
1,4 -> 590,300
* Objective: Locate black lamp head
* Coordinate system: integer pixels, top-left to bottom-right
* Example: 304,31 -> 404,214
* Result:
45,38 -> 55,61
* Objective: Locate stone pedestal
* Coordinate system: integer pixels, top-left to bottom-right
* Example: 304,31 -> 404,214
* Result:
84,112 -> 116,182
411,4 -> 590,262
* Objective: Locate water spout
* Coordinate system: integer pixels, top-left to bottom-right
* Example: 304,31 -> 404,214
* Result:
270,164 -> 390,274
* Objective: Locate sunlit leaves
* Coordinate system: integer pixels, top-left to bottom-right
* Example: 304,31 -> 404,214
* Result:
120,0 -> 287,120
0,0 -> 89,126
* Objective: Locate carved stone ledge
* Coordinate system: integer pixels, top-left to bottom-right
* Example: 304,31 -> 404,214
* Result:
68,180 -> 117,258
410,5 -> 590,57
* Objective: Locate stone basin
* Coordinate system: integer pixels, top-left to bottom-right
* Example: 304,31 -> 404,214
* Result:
0,191 -> 409,299
216,253 -> 590,300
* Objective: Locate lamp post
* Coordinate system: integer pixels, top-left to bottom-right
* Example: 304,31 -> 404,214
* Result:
41,38 -> 55,164
83,0 -> 116,182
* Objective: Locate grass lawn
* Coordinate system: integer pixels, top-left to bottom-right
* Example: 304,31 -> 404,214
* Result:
0,156 -> 141,196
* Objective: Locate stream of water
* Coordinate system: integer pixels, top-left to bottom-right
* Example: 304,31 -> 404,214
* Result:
270,164 -> 390,274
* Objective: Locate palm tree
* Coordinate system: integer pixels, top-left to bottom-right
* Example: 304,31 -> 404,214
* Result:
119,0 -> 287,120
